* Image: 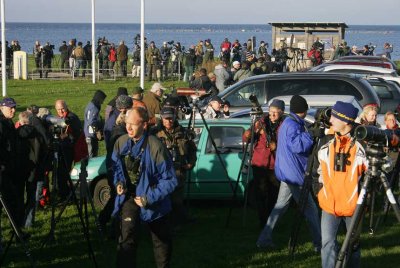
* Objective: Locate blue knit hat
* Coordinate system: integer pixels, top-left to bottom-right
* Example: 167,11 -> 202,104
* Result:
331,101 -> 359,124
270,99 -> 285,111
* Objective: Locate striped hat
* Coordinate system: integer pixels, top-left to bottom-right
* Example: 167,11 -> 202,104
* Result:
331,101 -> 359,124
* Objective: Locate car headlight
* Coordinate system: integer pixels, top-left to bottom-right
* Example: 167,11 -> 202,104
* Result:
70,168 -> 79,177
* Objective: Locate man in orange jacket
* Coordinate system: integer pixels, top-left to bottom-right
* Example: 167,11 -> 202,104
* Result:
317,101 -> 367,268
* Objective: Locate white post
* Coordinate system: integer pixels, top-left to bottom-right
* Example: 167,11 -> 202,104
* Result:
91,0 -> 96,84
140,0 -> 145,89
1,0 -> 6,96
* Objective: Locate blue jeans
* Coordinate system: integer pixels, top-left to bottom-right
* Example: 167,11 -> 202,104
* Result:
321,211 -> 360,268
24,181 -> 43,228
257,181 -> 321,249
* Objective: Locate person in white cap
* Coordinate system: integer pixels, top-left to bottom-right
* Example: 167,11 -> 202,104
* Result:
143,82 -> 165,124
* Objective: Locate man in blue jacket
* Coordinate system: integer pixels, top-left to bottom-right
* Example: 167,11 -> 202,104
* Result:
256,95 -> 321,251
112,107 -> 178,268
84,90 -> 107,157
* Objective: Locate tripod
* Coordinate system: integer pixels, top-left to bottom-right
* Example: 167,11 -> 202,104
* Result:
40,133 -> 99,267
225,107 -> 263,227
185,99 -> 235,208
372,151 -> 400,233
0,169 -> 36,267
335,144 -> 400,268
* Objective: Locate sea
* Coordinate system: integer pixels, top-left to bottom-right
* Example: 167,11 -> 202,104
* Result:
6,23 -> 400,59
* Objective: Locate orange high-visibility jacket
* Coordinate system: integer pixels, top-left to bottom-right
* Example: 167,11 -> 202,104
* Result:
317,134 -> 367,216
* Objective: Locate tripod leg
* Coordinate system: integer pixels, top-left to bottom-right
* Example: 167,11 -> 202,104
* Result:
199,112 -> 234,192
378,173 -> 400,222
0,195 -> 35,267
368,183 -> 376,234
335,174 -> 371,268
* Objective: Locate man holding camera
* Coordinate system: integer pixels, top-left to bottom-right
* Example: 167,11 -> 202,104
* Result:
257,95 -> 321,251
153,107 -> 197,226
84,90 -> 107,158
112,107 -> 177,268
243,99 -> 284,228
316,101 -> 366,268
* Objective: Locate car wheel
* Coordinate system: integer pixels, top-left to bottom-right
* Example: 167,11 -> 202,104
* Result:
93,178 -> 111,208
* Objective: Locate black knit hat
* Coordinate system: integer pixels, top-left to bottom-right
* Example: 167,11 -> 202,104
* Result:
93,90 -> 107,103
290,95 -> 308,113
117,87 -> 128,97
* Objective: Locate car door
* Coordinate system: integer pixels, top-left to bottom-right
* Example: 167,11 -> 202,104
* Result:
188,124 -> 248,199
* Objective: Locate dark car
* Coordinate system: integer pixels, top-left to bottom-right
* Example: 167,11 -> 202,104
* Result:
218,73 -> 380,113
332,56 -> 398,73
367,77 -> 400,114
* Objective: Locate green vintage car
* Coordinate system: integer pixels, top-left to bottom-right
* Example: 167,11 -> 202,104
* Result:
70,118 -> 253,208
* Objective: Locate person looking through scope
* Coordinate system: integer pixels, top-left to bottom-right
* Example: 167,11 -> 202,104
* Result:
316,101 -> 366,268
54,100 -> 84,201
242,99 -> 285,228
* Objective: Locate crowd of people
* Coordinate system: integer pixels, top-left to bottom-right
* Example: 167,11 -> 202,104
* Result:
1,37 -> 393,82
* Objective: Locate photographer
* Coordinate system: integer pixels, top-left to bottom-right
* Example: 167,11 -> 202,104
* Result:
383,42 -> 393,59
54,100 -> 84,200
195,40 -> 204,70
257,95 -> 321,251
131,45 -> 141,78
203,96 -> 229,119
160,41 -> 172,80
112,107 -> 177,267
242,99 -> 284,227
152,107 -> 197,227
189,68 -> 212,91
204,39 -> 214,63
84,90 -> 107,158
146,41 -> 162,82
0,98 -> 21,228
316,101 -> 366,268
39,42 -> 54,78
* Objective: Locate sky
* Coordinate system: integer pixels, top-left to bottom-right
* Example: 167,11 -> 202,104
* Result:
5,0 -> 399,25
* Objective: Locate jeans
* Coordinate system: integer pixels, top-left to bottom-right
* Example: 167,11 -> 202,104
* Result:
257,181 -> 321,249
86,137 -> 99,158
25,181 -> 43,228
321,211 -> 360,268
117,196 -> 172,268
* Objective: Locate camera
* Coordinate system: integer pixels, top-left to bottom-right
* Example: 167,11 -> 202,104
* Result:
167,40 -> 174,45
249,94 -> 263,116
355,125 -> 389,145
49,44 -> 55,50
42,114 -> 67,128
314,107 -> 331,128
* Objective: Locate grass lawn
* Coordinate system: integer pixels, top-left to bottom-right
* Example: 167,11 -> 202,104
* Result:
1,79 -> 400,267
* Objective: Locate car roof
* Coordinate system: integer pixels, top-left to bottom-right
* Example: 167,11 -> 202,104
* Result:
336,55 -> 397,67
180,118 -> 251,126
312,64 -> 396,74
268,95 -> 362,110
230,106 -> 316,123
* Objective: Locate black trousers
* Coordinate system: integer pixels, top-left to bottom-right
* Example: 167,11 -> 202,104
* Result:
117,196 -> 172,268
252,166 -> 280,228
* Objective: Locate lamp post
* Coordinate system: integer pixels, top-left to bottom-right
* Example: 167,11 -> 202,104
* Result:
1,0 -> 6,96
140,0 -> 145,89
91,0 -> 96,84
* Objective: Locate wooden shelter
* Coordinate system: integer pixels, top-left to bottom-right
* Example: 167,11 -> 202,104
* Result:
269,22 -> 348,58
